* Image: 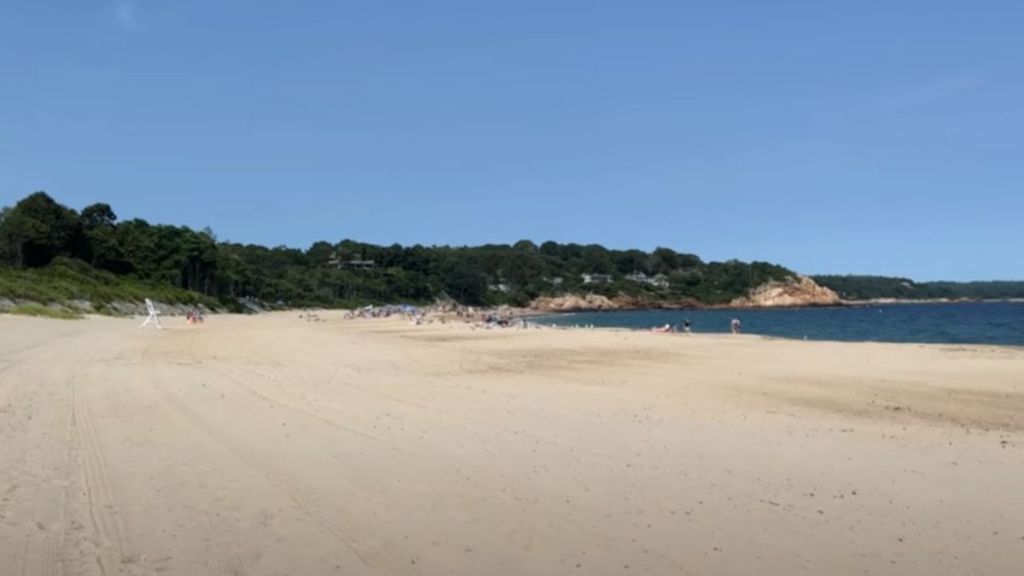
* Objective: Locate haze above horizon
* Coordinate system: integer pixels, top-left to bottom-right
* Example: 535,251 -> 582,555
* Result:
3,1 -> 1022,282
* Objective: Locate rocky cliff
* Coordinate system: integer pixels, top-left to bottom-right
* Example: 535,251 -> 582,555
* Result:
729,275 -> 840,308
530,293 -> 618,312
530,293 -> 702,312
528,276 -> 839,312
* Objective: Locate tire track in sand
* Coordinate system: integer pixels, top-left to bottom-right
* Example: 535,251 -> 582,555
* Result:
0,340 -> 93,576
70,352 -> 133,576
142,342 -> 409,576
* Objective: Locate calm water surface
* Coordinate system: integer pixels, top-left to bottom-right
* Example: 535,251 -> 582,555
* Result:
532,302 -> 1024,346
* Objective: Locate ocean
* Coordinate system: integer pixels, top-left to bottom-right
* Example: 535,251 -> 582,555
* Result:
531,301 -> 1024,346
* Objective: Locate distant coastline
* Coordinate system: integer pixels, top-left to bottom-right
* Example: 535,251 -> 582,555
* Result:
527,296 -> 1024,315
841,297 -> 1024,306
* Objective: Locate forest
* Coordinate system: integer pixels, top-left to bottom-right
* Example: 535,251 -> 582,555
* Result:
1,191 -> 798,309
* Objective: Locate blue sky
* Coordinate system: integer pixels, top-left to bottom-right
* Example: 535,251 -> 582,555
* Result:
2,1 -> 1022,281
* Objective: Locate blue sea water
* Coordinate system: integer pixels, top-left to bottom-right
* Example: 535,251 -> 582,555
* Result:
532,302 -> 1024,346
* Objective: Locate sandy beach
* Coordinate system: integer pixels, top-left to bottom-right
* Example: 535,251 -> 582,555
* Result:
1,312 -> 1022,576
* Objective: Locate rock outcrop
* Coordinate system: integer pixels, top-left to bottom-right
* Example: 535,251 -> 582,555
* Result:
729,275 -> 840,308
529,276 -> 839,312
530,293 -> 702,312
530,293 -> 617,312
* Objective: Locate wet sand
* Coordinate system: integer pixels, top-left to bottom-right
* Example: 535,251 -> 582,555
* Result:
1,312 -> 1022,575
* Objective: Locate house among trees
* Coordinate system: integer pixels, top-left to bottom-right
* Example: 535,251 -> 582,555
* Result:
327,249 -> 376,270
626,271 -> 670,289
581,273 -> 614,285
345,259 -> 376,270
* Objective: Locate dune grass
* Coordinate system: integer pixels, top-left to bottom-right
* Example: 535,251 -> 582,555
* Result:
9,303 -> 83,320
0,258 -> 220,314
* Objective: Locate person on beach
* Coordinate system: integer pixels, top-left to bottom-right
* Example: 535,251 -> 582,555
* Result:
730,318 -> 742,334
681,319 -> 692,333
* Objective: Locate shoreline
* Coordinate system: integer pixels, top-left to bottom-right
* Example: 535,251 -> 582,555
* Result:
521,303 -> 1023,349
522,320 -> 1024,350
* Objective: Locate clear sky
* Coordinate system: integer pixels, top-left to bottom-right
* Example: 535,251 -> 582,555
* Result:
3,1 -> 1022,281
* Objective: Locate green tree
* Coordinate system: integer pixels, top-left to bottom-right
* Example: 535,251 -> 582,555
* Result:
306,241 -> 335,268
513,239 -> 538,252
79,202 -> 129,272
0,192 -> 85,267
81,203 -> 117,229
443,260 -> 488,304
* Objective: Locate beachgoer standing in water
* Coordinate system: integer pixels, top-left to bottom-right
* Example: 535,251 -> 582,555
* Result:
730,318 -> 741,334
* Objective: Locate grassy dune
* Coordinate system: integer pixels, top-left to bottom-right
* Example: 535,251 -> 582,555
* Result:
9,303 -> 82,320
0,258 -> 218,315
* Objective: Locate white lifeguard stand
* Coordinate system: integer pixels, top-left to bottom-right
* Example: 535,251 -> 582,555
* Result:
141,298 -> 163,330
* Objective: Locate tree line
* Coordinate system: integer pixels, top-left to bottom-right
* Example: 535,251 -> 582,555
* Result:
1,191 -> 796,307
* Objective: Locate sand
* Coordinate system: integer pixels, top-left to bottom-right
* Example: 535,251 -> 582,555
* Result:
1,312 -> 1022,576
